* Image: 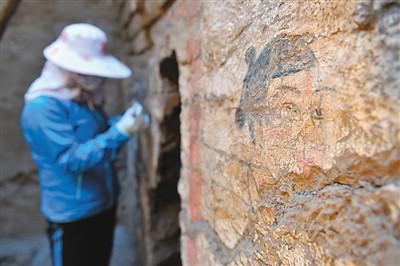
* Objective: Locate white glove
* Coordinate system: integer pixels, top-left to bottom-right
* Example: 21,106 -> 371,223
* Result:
116,101 -> 150,136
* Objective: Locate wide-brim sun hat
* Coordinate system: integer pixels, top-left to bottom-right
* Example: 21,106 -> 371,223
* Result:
43,23 -> 131,79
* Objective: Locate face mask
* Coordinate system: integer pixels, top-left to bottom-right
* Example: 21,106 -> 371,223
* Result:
74,74 -> 105,92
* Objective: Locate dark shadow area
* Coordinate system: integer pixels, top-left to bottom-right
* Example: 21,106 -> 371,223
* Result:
160,51 -> 179,85
149,51 -> 182,266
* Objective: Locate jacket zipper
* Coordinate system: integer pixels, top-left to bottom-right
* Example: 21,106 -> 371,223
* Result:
76,174 -> 83,200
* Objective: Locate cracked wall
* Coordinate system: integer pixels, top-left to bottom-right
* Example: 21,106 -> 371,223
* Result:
119,0 -> 400,265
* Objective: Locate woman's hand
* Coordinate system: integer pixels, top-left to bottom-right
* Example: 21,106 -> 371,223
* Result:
115,101 -> 150,136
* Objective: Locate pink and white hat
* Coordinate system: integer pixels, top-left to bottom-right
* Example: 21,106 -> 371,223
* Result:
43,23 -> 131,79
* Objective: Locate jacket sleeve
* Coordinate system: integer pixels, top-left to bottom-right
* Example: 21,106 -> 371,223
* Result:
22,99 -> 129,174
108,114 -> 122,127
108,114 -> 124,161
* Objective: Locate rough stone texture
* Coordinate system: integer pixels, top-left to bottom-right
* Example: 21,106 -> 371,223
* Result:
0,172 -> 42,239
0,0 -> 19,40
120,0 -> 400,265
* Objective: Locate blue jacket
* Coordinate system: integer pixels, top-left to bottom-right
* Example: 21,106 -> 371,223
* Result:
20,96 -> 129,222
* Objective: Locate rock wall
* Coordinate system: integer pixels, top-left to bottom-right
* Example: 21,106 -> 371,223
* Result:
120,0 -> 400,265
0,0 -> 19,40
116,0 -> 184,264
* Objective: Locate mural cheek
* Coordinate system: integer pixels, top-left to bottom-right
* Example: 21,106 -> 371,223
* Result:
309,88 -> 348,144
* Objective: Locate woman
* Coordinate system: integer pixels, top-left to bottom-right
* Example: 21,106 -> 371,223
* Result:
20,23 -> 147,266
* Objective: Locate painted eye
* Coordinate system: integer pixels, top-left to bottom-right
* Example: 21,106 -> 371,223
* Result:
280,102 -> 301,121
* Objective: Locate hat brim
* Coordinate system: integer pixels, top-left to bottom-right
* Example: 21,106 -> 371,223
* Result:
43,41 -> 132,79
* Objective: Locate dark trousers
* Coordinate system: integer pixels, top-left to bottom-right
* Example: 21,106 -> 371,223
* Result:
46,206 -> 116,266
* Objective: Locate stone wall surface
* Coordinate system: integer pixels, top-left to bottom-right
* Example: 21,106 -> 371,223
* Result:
0,0 -> 19,40
120,0 -> 400,265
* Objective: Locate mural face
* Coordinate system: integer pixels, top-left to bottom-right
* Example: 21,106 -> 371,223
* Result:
235,35 -> 317,144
